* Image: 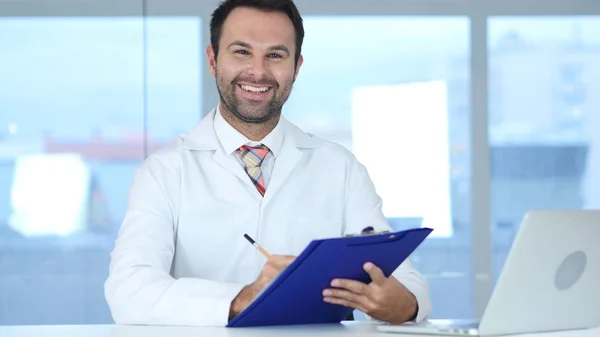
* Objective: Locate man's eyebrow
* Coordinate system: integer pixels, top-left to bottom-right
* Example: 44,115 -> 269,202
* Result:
268,44 -> 290,56
227,40 -> 251,49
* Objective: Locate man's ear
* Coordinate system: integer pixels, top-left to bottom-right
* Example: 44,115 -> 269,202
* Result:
206,44 -> 217,77
293,54 -> 304,81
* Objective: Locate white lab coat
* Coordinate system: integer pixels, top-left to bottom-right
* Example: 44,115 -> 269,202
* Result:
104,109 -> 432,327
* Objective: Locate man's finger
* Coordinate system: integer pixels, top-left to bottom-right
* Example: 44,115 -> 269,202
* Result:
331,278 -> 369,295
323,288 -> 363,304
269,255 -> 296,269
281,255 -> 296,266
323,296 -> 368,313
364,262 -> 386,285
270,254 -> 296,262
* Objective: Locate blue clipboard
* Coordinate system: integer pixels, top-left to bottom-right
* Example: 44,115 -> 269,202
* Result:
226,227 -> 433,327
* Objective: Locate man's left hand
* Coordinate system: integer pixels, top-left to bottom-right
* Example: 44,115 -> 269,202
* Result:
322,262 -> 418,324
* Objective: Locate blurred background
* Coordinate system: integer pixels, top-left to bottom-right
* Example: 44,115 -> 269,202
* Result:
0,0 -> 599,325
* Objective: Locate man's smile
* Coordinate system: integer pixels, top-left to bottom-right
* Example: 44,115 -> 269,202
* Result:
236,83 -> 274,100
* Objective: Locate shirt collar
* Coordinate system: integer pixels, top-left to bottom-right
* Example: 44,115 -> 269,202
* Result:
213,103 -> 284,157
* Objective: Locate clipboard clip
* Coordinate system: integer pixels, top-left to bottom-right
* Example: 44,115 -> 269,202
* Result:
344,226 -> 391,238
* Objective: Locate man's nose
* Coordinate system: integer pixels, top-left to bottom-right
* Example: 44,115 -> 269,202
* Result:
247,56 -> 268,77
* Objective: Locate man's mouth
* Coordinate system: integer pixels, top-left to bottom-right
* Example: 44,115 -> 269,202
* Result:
238,84 -> 271,93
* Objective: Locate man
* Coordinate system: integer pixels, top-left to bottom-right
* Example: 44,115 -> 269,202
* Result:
104,0 -> 432,327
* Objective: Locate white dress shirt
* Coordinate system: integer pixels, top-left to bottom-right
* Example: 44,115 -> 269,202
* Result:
104,105 -> 432,327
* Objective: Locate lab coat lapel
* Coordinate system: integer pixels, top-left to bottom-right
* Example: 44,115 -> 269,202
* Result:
182,110 -> 319,201
182,109 -> 260,198
212,148 -> 258,194
263,135 -> 302,205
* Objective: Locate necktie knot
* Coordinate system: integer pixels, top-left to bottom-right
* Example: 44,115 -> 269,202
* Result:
237,144 -> 270,196
238,144 -> 270,168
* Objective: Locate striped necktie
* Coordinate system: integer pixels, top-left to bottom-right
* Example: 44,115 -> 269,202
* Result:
237,144 -> 270,196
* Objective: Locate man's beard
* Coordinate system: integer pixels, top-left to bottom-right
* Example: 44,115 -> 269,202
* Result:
216,71 -> 293,124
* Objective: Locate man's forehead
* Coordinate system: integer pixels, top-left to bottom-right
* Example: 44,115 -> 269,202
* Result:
221,7 -> 295,48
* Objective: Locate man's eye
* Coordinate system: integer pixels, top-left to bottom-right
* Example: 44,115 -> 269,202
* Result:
235,50 -> 250,55
268,53 -> 282,59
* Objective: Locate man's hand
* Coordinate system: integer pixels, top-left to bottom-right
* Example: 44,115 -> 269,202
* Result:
322,262 -> 418,324
229,255 -> 296,320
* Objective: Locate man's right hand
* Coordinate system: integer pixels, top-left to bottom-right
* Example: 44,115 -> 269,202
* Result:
229,255 -> 296,320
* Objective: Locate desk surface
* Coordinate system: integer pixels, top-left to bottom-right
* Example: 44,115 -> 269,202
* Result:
0,322 -> 597,337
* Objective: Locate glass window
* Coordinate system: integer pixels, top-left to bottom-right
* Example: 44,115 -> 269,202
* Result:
283,16 -> 472,319
0,16 -> 201,325
488,17 -> 600,280
146,18 -> 202,148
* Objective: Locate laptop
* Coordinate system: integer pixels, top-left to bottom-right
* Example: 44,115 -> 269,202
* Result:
377,210 -> 600,336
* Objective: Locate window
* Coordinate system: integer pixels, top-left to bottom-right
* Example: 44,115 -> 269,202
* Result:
0,17 -> 201,325
146,18 -> 202,146
284,16 -> 472,319
488,16 -> 600,280
4,1 -> 599,326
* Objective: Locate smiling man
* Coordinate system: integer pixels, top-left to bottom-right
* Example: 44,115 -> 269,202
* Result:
208,2 -> 302,140
104,0 -> 432,327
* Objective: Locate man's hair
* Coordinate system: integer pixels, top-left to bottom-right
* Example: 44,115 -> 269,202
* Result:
210,0 -> 304,67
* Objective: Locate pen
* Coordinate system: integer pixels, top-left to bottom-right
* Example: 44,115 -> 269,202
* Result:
243,233 -> 271,259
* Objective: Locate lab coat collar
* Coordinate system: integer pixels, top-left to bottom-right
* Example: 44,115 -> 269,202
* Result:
181,108 -> 321,151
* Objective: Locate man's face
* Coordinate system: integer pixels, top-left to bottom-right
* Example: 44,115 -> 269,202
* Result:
207,7 -> 303,124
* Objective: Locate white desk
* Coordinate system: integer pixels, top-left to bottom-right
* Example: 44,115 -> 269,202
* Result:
0,322 -> 597,337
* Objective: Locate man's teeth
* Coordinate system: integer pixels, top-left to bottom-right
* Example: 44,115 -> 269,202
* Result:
240,85 -> 269,93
